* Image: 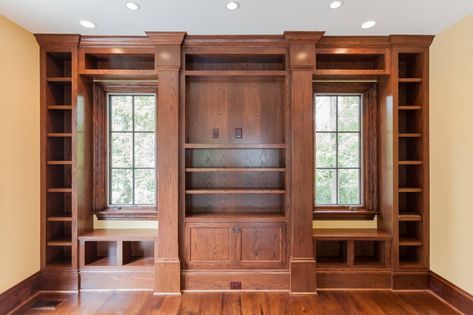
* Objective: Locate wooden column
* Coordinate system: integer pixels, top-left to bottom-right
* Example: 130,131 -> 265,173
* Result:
284,32 -> 324,294
147,32 -> 186,295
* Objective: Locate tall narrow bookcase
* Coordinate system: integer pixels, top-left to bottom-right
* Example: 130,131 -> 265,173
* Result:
394,46 -> 430,272
36,34 -> 82,290
42,51 -> 75,267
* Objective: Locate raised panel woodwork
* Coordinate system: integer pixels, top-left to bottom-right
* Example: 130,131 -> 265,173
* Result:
186,223 -> 236,268
239,223 -> 285,268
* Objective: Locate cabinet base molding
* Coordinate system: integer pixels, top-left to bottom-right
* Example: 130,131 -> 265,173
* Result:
80,270 -> 155,290
392,271 -> 429,290
182,270 -> 290,291
155,259 -> 181,294
290,259 -> 317,294
430,271 -> 473,314
40,269 -> 79,292
316,270 -> 392,289
0,271 -> 41,315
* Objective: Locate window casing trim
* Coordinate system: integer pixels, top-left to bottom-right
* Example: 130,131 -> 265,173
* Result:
313,83 -> 378,220
92,83 -> 158,220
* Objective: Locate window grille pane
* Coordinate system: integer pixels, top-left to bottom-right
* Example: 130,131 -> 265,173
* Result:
338,133 -> 360,168
316,133 -> 337,168
134,96 -> 156,131
111,169 -> 133,205
134,133 -> 155,168
315,169 -> 337,205
315,96 -> 337,132
110,96 -> 133,131
338,96 -> 360,132
338,169 -> 360,205
111,133 -> 133,168
135,169 -> 155,205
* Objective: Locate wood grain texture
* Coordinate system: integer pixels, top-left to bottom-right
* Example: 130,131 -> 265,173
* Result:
0,272 -> 40,315
430,271 -> 473,315
182,270 -> 289,291
13,290 -> 461,314
155,40 -> 181,293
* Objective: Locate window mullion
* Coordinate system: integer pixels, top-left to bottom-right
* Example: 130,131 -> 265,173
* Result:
132,95 -> 136,205
335,96 -> 339,205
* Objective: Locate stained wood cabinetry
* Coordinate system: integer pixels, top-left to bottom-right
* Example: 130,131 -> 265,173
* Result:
186,222 -> 285,269
35,32 -> 433,293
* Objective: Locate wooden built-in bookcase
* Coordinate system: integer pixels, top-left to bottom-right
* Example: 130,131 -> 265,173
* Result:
35,32 -> 433,293
394,45 -> 430,276
42,50 -> 75,271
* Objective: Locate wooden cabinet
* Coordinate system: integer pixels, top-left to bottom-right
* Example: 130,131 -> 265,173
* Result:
185,222 -> 285,269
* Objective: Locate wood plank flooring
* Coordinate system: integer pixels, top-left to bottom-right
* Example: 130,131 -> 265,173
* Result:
12,290 -> 462,315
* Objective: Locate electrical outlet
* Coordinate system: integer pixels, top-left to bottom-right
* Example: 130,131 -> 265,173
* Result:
212,128 -> 219,139
234,128 -> 242,139
230,281 -> 242,290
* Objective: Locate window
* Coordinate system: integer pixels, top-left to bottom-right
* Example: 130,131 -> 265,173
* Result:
315,95 -> 362,206
108,94 -> 156,207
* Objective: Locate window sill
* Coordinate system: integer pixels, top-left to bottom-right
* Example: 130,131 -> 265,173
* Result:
313,209 -> 378,220
94,207 -> 158,220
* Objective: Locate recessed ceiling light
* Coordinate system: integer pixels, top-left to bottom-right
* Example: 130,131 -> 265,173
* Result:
361,20 -> 376,29
125,1 -> 141,10
226,1 -> 240,10
329,1 -> 343,9
80,20 -> 96,29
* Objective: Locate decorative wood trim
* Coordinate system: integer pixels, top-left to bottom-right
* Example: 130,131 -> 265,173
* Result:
182,270 -> 290,291
284,31 -> 325,44
183,35 -> 287,47
317,270 -> 391,289
35,34 -> 80,47
80,270 -> 155,290
94,209 -> 158,220
146,32 -> 186,45
390,35 -> 435,48
80,36 -> 154,48
40,270 -> 79,291
153,36 -> 183,294
314,210 -> 378,220
317,36 -> 392,48
392,271 -> 429,290
0,272 -> 41,315
430,271 -> 473,314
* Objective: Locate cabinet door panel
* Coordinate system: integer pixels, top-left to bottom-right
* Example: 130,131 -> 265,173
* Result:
186,223 -> 236,269
239,223 -> 285,268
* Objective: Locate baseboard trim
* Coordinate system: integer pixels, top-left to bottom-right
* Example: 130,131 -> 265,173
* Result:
393,271 -> 429,290
317,270 -> 392,289
0,271 -> 41,315
429,271 -> 473,314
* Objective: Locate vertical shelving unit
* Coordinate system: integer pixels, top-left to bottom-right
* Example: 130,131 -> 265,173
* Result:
42,50 -> 76,269
395,51 -> 429,270
181,52 -> 289,274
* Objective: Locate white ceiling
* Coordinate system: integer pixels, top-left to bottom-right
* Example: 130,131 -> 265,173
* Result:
1,0 -> 473,36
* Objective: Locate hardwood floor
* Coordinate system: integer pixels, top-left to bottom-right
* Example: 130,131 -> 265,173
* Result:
13,291 -> 462,315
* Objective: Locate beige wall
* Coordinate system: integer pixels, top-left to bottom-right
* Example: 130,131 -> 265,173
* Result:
0,16 -> 40,293
430,14 -> 473,294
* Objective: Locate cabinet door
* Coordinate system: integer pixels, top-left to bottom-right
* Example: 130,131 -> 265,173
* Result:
185,223 -> 237,269
238,223 -> 286,269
